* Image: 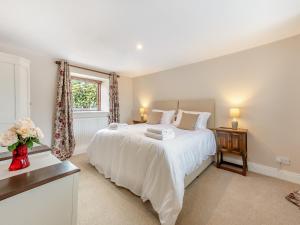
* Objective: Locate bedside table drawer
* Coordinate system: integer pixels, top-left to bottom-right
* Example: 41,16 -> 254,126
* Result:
231,133 -> 241,152
217,132 -> 246,153
217,131 -> 232,150
231,132 -> 247,153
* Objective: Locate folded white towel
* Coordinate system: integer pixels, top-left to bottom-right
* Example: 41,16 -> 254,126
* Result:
147,128 -> 174,136
109,123 -> 118,130
108,123 -> 128,130
145,131 -> 175,140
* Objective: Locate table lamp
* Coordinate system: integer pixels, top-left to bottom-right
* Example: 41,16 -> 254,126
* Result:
230,108 -> 240,129
139,107 -> 145,122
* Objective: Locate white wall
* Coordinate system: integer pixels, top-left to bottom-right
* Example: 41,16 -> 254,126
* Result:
0,42 -> 133,147
119,75 -> 133,123
133,34 -> 300,173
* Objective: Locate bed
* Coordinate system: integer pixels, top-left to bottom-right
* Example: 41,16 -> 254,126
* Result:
87,99 -> 216,225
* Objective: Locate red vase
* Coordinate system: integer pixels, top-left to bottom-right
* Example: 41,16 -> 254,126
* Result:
9,144 -> 30,171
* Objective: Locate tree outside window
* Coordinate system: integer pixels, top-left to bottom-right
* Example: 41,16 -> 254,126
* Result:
71,77 -> 101,111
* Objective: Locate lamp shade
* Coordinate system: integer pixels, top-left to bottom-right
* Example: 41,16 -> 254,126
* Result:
139,107 -> 145,114
230,108 -> 240,118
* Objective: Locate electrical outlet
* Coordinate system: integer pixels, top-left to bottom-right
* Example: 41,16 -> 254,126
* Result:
276,156 -> 291,165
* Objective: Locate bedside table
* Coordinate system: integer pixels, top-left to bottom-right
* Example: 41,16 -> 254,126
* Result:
215,127 -> 248,176
133,120 -> 147,124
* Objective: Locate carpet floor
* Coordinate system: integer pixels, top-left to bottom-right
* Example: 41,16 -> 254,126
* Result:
70,154 -> 300,225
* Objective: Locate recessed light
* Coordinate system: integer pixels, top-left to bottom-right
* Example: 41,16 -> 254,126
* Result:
136,43 -> 143,50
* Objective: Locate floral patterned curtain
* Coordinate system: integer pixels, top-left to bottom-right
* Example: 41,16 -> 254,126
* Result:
109,73 -> 120,123
52,60 -> 75,160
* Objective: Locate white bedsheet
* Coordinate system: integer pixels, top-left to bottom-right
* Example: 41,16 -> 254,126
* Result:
87,124 -> 216,225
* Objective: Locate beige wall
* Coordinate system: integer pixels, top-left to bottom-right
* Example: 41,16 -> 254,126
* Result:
0,42 -> 133,146
133,35 -> 300,173
118,75 -> 133,123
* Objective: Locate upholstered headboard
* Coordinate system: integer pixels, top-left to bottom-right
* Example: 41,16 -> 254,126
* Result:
149,99 -> 215,129
150,100 -> 179,111
178,99 -> 215,129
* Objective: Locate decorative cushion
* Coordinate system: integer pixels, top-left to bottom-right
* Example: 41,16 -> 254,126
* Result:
173,109 -> 211,129
177,112 -> 199,130
147,111 -> 163,124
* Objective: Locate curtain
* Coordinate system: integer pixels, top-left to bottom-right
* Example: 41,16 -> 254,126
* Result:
109,73 -> 120,123
52,60 -> 75,160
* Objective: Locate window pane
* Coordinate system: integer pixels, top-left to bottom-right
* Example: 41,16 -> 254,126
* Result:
71,79 -> 99,111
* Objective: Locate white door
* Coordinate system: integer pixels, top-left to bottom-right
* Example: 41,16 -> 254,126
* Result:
0,52 -> 30,152
0,62 -> 16,132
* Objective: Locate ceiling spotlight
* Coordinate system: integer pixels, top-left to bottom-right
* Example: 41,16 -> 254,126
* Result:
136,43 -> 143,50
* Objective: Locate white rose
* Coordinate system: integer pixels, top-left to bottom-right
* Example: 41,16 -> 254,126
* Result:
15,118 -> 35,130
15,118 -> 38,139
16,127 -> 31,139
12,118 -> 43,140
35,127 -> 44,140
30,128 -> 38,138
0,130 -> 18,147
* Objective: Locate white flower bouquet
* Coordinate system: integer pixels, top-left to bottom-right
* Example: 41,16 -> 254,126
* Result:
0,118 -> 44,151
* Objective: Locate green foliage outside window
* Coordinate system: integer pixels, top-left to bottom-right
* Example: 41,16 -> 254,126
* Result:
71,79 -> 99,111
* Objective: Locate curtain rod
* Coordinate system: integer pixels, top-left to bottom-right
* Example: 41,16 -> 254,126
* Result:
55,61 -> 120,78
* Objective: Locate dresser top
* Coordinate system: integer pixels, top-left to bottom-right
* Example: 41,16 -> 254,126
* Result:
0,161 -> 80,201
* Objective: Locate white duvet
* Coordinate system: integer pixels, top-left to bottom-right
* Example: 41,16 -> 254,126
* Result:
87,124 -> 216,225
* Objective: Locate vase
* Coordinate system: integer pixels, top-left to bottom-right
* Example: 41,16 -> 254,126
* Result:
9,144 -> 30,171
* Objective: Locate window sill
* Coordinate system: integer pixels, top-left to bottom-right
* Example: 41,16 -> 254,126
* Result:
73,111 -> 109,119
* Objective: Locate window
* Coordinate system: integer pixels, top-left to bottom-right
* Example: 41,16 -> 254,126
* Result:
71,77 -> 101,111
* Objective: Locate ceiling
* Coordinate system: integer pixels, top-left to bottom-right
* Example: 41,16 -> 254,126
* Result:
1,0 -> 300,77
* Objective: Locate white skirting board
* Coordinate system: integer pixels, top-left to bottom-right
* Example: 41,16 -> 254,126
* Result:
223,156 -> 300,184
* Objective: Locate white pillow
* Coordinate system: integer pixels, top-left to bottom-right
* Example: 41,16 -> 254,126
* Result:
152,109 -> 175,124
197,112 -> 211,129
173,109 -> 211,129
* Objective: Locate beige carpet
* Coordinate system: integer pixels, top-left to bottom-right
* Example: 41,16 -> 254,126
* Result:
71,154 -> 300,225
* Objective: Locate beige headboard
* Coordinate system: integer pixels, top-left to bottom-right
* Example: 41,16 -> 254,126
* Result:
149,99 -> 215,129
178,99 -> 215,129
150,100 -> 179,111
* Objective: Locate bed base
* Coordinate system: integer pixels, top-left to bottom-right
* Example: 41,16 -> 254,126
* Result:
184,156 -> 214,188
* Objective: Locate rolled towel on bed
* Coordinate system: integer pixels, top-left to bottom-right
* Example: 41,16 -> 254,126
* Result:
109,123 -> 118,130
108,123 -> 128,130
145,131 -> 175,140
146,128 -> 174,136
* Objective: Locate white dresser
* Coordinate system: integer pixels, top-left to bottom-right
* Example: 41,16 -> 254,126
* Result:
0,147 -> 80,225
0,53 -> 80,225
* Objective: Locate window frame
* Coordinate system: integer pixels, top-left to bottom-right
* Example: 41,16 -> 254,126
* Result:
71,76 -> 102,112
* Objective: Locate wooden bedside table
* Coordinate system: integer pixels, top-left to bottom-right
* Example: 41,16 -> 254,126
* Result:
133,120 -> 147,124
215,127 -> 248,176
